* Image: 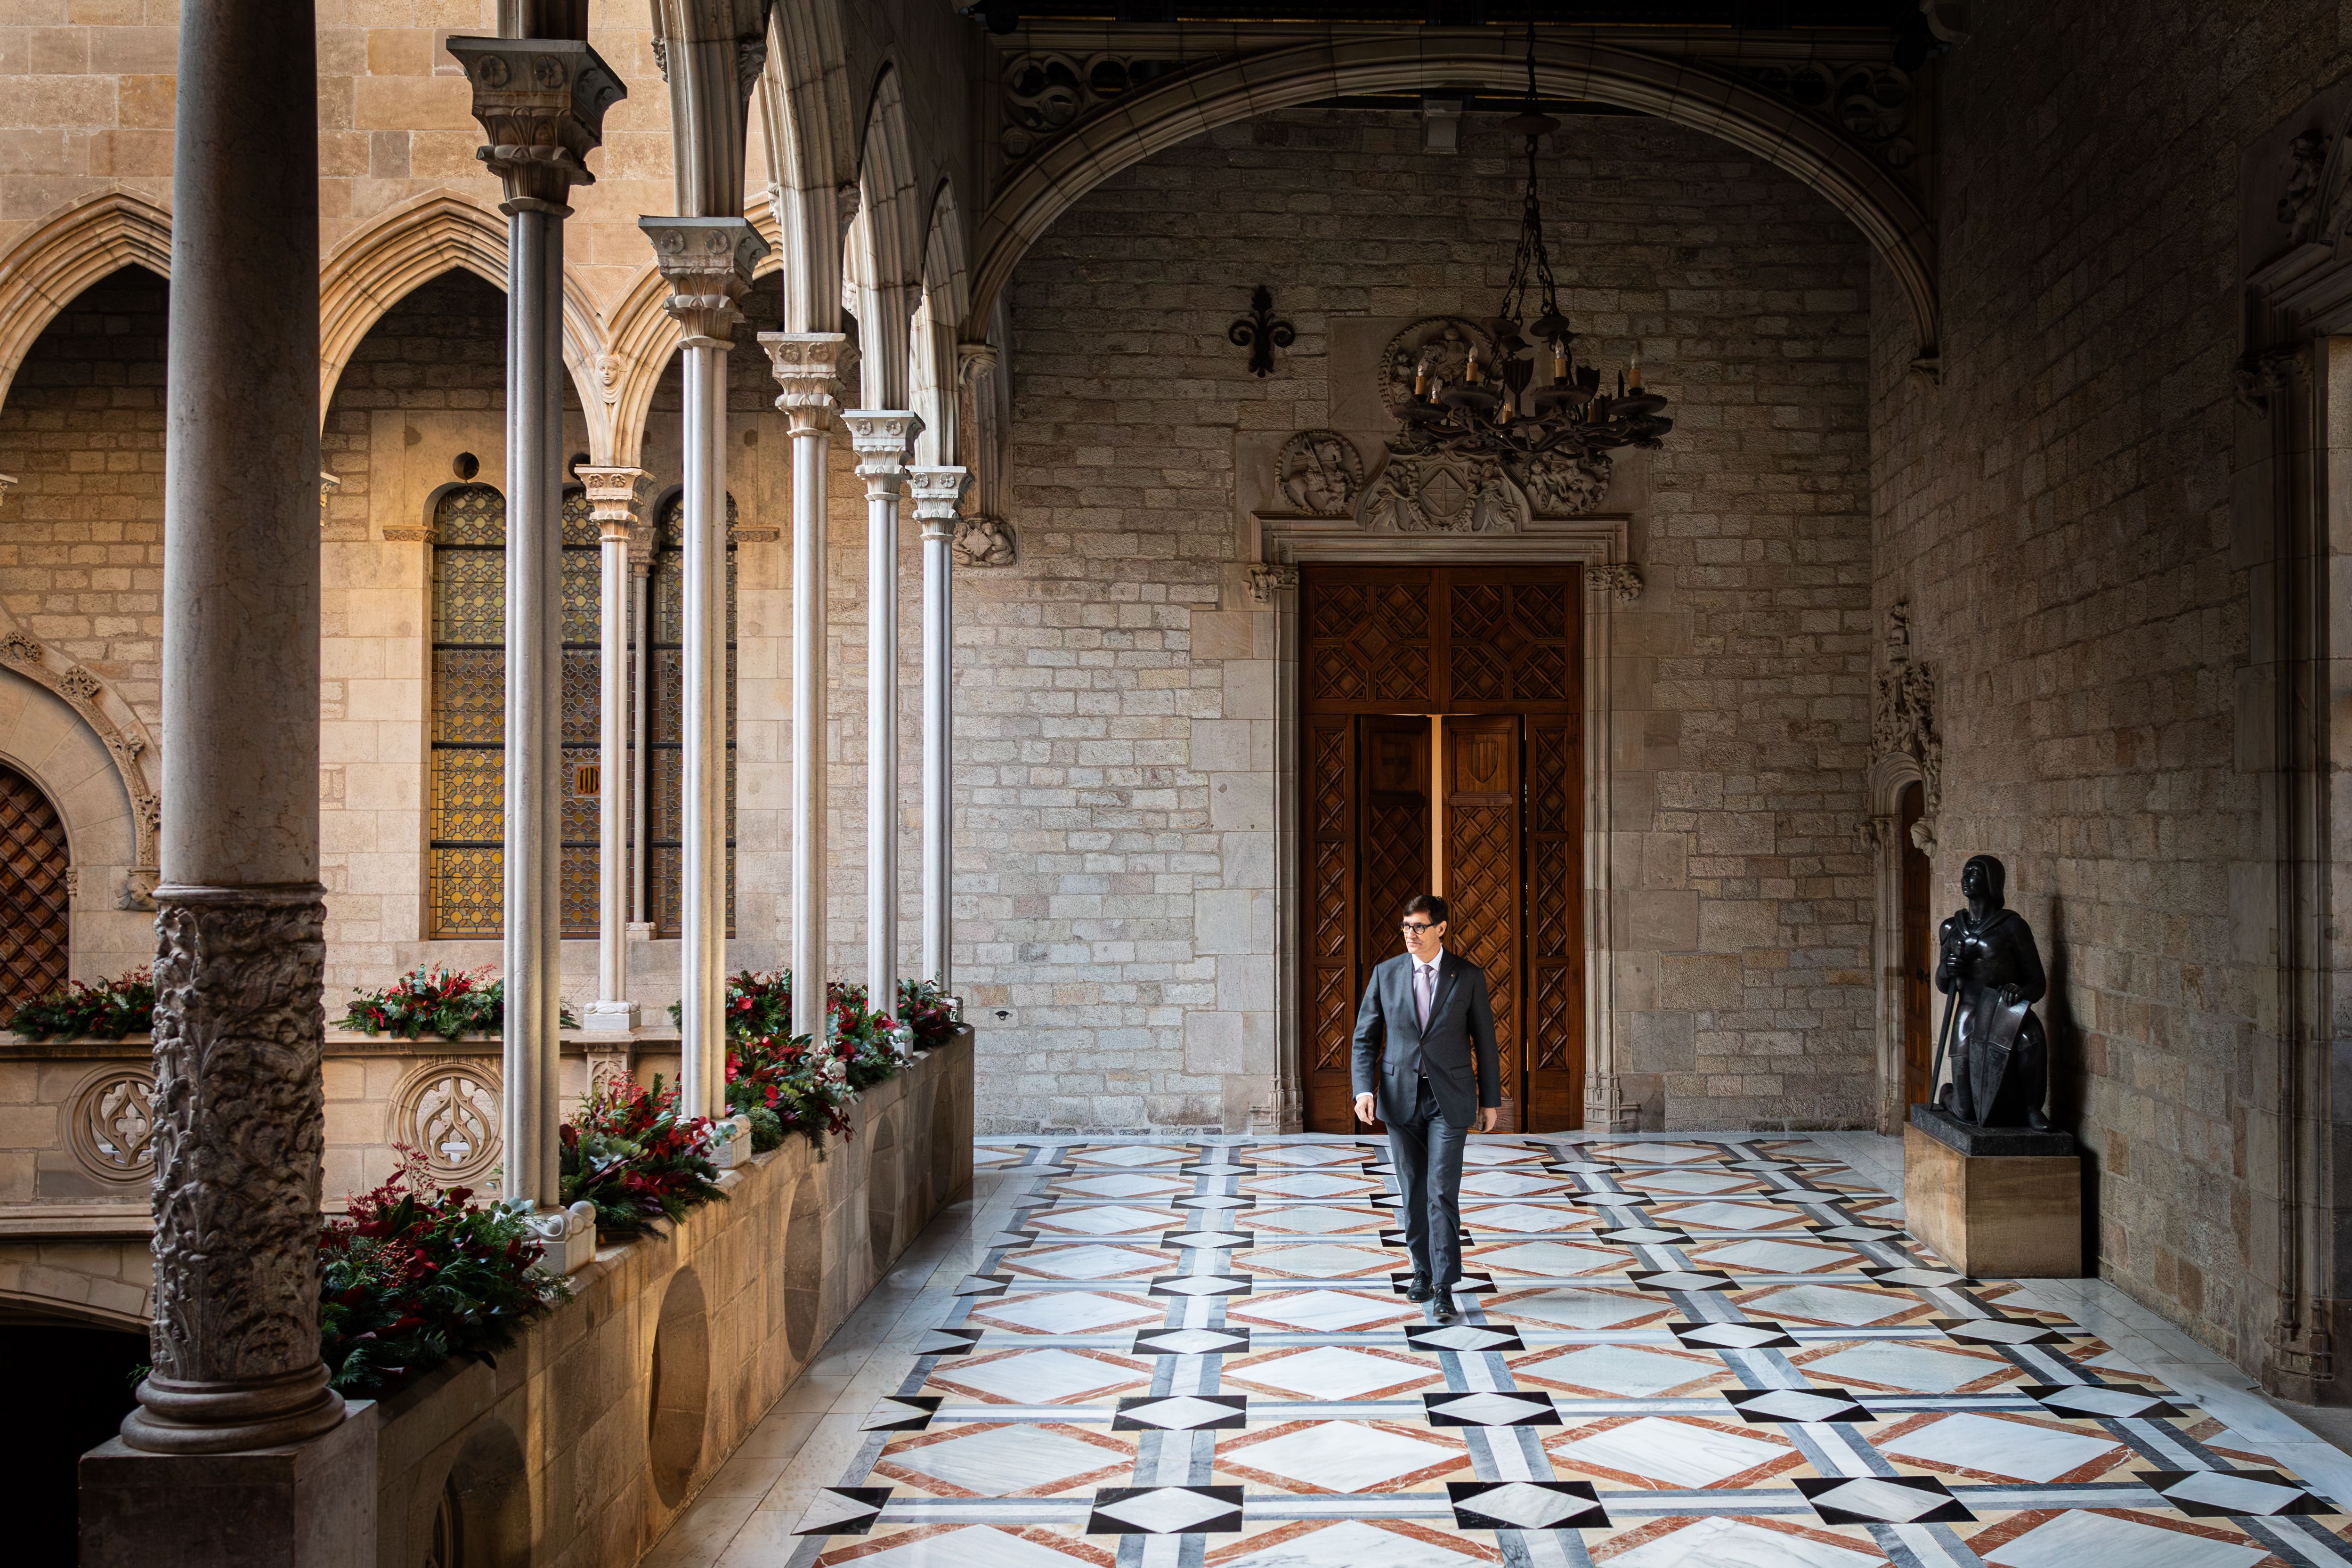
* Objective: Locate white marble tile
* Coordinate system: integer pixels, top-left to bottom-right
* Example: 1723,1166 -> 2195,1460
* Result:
1549,1416 -> 1784,1487
1472,1240 -> 1622,1276
1223,1518 -> 1482,1566
1226,1421 -> 1458,1490
934,1349 -> 1147,1403
1008,1244 -> 1168,1278
1801,1341 -> 1999,1393
1489,1287 -> 1666,1329
1980,1508 -> 2268,1568
1516,1345 -> 1707,1396
1743,1284 -> 1914,1326
1228,1346 -> 1436,1399
888,1424 -> 1123,1494
832,1524 -> 1095,1568
1606,1516 -> 1884,1568
977,1291 -> 1160,1334
1875,1411 -> 2120,1483
1234,1290 -> 1419,1332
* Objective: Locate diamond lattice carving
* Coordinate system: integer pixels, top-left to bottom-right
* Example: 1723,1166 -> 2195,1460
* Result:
0,766 -> 69,1024
1533,967 -> 1573,1070
1449,800 -> 1517,1091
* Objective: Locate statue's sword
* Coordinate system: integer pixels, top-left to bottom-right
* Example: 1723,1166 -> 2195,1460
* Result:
1926,951 -> 1960,1110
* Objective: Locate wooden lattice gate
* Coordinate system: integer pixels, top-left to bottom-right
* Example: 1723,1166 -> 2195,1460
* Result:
0,764 -> 70,1025
1298,565 -> 1584,1133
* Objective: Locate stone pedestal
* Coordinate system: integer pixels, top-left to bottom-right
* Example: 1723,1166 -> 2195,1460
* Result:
1904,1106 -> 2082,1277
81,1405 -> 377,1568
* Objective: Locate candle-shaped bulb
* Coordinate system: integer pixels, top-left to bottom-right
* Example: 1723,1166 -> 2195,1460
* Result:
1414,366 -> 1427,395
1466,349 -> 1480,385
1552,342 -> 1568,382
1629,343 -> 1643,390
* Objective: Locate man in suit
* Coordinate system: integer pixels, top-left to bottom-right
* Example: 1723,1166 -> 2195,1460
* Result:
1352,893 -> 1500,1324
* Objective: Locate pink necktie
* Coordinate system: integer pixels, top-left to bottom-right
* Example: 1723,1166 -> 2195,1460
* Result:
1416,963 -> 1435,1027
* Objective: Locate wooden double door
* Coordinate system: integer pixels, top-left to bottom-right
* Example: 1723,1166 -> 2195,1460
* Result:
1299,565 -> 1585,1133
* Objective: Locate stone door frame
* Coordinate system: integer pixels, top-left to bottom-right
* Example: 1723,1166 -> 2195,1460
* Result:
1254,512 -> 1638,1133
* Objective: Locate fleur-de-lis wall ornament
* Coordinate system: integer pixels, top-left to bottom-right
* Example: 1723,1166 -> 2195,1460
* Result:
1229,285 -> 1295,378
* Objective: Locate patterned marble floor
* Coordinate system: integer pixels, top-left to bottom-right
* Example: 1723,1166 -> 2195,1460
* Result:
770,1134 -> 2352,1568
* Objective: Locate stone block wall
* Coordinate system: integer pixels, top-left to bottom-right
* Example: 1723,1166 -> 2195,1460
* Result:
0,265 -> 165,734
968,108 -> 1876,1133
1867,1 -> 2352,1369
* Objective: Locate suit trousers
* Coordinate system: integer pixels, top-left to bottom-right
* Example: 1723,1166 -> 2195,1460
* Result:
1388,1076 -> 1468,1288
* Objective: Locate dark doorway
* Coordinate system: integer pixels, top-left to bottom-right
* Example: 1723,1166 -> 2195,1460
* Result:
1900,780 -> 1933,1105
1299,565 -> 1584,1133
0,1321 -> 145,1561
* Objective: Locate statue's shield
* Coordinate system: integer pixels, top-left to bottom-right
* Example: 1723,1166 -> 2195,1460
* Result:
1966,993 -> 2033,1122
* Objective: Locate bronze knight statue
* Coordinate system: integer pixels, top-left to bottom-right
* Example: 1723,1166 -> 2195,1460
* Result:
1932,854 -> 2052,1129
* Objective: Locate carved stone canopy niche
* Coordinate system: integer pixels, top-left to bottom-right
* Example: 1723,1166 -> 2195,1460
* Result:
1240,315 -> 1641,585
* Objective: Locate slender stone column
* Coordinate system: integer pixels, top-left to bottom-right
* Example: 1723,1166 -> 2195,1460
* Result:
449,35 -> 623,1210
907,466 -> 969,991
761,333 -> 854,1038
844,412 -> 920,1015
577,465 -> 649,1032
121,0 -> 341,1457
642,218 -> 766,1123
632,556 -> 653,923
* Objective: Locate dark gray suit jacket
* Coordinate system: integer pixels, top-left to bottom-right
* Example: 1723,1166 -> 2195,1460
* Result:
1350,950 -> 1502,1128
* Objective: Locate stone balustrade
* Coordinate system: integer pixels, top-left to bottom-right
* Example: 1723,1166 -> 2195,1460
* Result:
59,1025 -> 971,1562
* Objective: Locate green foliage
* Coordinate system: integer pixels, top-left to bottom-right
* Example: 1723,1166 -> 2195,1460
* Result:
8,967 -> 154,1040
319,1151 -> 568,1400
560,1074 -> 727,1242
338,965 -> 577,1040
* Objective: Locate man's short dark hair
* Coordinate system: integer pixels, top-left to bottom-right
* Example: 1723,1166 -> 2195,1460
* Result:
1404,894 -> 1449,925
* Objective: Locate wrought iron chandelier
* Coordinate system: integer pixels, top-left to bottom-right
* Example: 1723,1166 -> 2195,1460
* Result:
1398,24 -> 1673,462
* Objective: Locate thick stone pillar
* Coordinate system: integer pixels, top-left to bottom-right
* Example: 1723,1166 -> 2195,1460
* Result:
761,333 -> 853,1038
908,466 -> 969,991
448,34 -> 622,1210
844,411 -> 919,1014
119,0 -> 345,1461
577,465 -> 649,1032
642,218 -> 765,1124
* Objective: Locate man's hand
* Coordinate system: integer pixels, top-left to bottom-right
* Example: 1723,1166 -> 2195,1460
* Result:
1354,1092 -> 1376,1124
1480,1105 -> 1499,1133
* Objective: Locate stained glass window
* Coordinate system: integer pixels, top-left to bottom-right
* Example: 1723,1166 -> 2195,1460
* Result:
427,486 -> 602,939
647,493 -> 738,938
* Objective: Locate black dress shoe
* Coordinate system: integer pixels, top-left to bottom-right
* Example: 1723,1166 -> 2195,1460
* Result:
1404,1278 -> 1434,1303
1430,1293 -> 1460,1324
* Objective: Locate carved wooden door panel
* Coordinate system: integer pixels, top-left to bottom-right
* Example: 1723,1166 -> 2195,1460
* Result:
1298,564 -> 1582,1131
1900,780 -> 1933,1105
1304,715 -> 1358,1132
1525,714 -> 1583,1131
1444,717 -> 1523,1129
0,764 -> 69,1026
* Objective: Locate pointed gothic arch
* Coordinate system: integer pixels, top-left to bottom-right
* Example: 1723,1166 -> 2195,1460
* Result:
851,62 -> 923,411
317,193 -> 611,456
0,191 -> 173,412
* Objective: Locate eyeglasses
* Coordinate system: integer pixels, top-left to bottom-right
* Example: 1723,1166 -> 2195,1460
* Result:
1401,921 -> 1438,933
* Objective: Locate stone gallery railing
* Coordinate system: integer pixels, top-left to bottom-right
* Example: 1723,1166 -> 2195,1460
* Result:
0,1024 -> 972,1563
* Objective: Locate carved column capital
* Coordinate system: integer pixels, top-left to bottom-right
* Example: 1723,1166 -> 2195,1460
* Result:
575,464 -> 651,544
639,215 -> 766,349
955,340 -> 1000,386
0,472 -> 16,510
844,410 -> 923,494
316,471 -> 339,528
907,465 -> 972,542
759,330 -> 855,434
1246,563 -> 1300,603
1587,562 -> 1644,601
446,37 -> 624,213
